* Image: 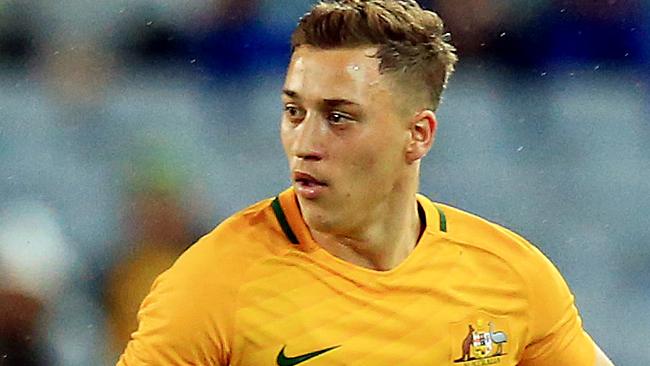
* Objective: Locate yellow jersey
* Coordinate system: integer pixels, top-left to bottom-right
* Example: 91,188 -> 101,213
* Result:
117,188 -> 595,366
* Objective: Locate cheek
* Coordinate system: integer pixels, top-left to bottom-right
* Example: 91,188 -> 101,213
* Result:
347,136 -> 405,180
353,152 -> 378,171
343,143 -> 381,179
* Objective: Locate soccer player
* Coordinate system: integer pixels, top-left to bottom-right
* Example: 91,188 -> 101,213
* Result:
117,1 -> 614,365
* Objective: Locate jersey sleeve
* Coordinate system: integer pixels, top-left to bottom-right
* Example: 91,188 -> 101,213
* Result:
518,243 -> 596,366
116,236 -> 235,366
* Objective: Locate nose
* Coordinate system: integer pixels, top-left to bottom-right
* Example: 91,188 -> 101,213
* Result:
292,114 -> 325,161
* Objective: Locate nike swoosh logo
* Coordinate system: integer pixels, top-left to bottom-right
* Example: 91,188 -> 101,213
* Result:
276,345 -> 340,366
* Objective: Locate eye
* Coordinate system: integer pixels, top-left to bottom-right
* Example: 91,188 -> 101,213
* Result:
327,112 -> 352,125
283,104 -> 305,122
285,106 -> 298,116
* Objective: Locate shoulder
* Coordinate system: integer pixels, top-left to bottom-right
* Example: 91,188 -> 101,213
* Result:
145,195 -> 295,322
435,202 -> 558,286
438,203 -> 540,256
119,196 -> 294,365
168,196 -> 292,289
430,208 -> 597,365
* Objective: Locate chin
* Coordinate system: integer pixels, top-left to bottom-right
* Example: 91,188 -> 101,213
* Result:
299,200 -> 337,232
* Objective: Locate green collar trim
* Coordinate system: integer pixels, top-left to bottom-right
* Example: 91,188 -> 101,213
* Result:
434,204 -> 447,232
271,196 -> 299,244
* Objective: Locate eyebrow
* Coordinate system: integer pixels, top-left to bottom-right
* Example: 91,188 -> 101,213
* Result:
322,98 -> 360,107
282,89 -> 360,107
282,89 -> 298,98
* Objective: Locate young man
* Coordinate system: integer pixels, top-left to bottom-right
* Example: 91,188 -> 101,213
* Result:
118,1 -> 614,365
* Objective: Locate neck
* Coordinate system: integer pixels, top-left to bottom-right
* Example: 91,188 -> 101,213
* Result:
310,177 -> 422,271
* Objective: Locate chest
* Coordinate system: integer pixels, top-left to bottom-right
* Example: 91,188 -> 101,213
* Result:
229,258 -> 529,366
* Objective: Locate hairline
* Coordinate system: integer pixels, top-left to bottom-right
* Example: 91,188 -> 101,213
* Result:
290,44 -> 433,113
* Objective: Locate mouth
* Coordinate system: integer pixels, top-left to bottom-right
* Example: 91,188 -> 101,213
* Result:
293,171 -> 328,187
293,171 -> 328,199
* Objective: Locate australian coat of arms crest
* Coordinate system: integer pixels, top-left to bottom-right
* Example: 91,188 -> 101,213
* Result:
453,319 -> 508,364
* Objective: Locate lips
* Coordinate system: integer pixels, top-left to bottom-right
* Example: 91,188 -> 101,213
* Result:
293,171 -> 328,199
293,171 -> 327,186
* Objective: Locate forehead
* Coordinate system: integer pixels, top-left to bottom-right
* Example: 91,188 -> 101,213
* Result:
284,46 -> 390,104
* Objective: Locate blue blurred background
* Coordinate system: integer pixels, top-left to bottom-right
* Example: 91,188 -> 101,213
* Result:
0,0 -> 648,364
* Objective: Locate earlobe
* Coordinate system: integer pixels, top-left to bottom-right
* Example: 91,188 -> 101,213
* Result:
406,110 -> 437,163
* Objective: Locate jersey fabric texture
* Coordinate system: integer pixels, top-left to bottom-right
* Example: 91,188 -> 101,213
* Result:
117,188 -> 596,366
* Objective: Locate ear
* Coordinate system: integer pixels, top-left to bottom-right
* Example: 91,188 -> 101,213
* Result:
405,109 -> 437,164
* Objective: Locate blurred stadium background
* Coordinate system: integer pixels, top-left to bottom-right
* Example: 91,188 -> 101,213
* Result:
0,0 -> 648,364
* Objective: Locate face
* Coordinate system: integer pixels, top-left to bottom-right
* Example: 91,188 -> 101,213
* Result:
281,46 -> 421,234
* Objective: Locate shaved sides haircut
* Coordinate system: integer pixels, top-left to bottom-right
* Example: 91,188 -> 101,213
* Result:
292,0 -> 458,111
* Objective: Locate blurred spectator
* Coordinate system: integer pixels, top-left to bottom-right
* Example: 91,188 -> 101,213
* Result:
0,200 -> 80,365
115,5 -> 191,67
432,0 -> 549,66
0,1 -> 40,69
41,42 -> 115,109
1,37 -> 122,364
543,0 -> 647,65
103,160 -> 203,361
188,0 -> 292,80
0,291 -> 43,365
431,0 -> 648,68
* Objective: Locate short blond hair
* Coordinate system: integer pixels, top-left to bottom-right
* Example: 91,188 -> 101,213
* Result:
291,0 -> 457,111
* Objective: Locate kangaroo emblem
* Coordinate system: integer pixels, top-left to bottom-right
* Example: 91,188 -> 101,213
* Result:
454,325 -> 475,362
